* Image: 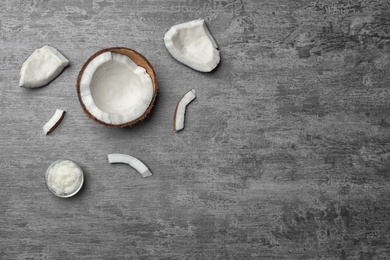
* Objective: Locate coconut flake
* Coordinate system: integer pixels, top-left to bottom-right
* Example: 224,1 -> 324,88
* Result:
108,153 -> 152,178
164,19 -> 220,72
43,109 -> 66,135
20,45 -> 69,88
174,89 -> 196,132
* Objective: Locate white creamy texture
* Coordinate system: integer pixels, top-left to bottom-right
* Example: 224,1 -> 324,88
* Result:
164,19 -> 220,72
79,52 -> 154,125
19,45 -> 69,88
47,160 -> 83,196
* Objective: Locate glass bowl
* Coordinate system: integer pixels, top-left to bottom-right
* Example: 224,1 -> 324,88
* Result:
45,159 -> 84,198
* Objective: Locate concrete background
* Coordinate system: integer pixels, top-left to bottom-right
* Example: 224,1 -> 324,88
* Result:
1,0 -> 390,259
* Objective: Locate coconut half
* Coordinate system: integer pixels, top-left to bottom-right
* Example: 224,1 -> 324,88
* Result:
164,19 -> 220,72
174,89 -> 196,132
20,45 -> 69,88
108,153 -> 152,178
76,47 -> 158,127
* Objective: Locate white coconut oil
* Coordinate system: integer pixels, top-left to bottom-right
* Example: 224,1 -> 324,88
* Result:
46,160 -> 83,197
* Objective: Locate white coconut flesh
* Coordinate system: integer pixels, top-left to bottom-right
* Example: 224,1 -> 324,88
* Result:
164,19 -> 220,72
108,153 -> 152,178
20,45 -> 69,88
43,109 -> 66,135
174,89 -> 196,132
79,52 -> 154,125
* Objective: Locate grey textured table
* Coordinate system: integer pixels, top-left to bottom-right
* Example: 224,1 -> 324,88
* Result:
1,0 -> 390,259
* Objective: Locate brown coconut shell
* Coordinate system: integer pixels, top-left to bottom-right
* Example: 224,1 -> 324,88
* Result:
76,47 -> 158,128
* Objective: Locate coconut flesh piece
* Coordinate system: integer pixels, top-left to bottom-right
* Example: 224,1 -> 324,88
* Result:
174,89 -> 196,132
79,52 -> 154,126
19,45 -> 69,88
164,19 -> 220,72
107,153 -> 152,178
43,109 -> 66,135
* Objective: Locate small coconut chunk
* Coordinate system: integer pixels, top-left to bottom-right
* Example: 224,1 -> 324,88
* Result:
164,19 -> 220,72
20,45 -> 69,88
108,153 -> 152,178
174,89 -> 196,132
43,109 -> 66,135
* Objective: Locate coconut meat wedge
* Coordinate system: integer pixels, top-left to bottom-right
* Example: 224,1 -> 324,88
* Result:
77,48 -> 157,127
20,45 -> 69,88
164,19 -> 220,72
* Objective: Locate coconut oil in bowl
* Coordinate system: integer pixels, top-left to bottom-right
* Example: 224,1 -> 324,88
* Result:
45,160 -> 84,198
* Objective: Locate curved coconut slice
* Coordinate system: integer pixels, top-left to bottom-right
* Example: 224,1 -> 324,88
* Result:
20,45 -> 69,88
77,47 -> 158,127
164,19 -> 220,72
174,89 -> 196,132
108,153 -> 152,178
43,109 -> 66,135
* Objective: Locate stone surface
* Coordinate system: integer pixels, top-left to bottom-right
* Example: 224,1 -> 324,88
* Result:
1,0 -> 390,259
